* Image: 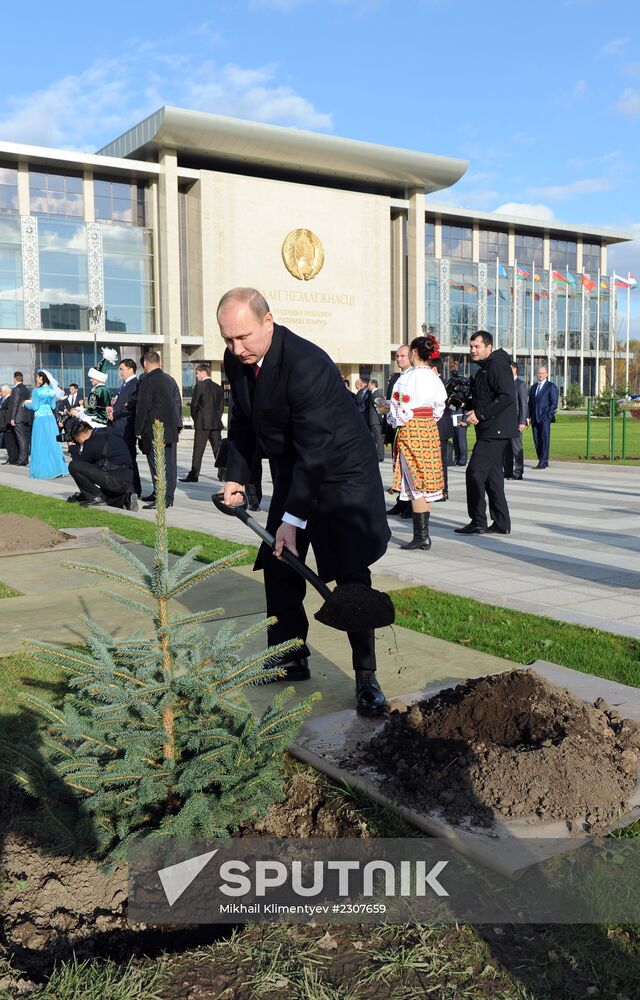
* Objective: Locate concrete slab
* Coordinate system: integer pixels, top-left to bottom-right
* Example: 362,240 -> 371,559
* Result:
290,660 -> 640,878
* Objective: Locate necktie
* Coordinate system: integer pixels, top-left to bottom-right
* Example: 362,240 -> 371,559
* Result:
119,381 -> 126,391
252,364 -> 260,379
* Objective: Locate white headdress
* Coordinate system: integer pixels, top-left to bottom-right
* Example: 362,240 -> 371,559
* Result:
40,368 -> 66,400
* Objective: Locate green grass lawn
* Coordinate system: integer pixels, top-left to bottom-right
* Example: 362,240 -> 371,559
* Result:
532,411 -> 640,463
0,484 -> 257,566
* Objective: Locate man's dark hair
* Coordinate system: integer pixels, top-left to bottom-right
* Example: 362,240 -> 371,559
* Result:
72,421 -> 93,442
69,382 -> 79,390
196,363 -> 211,375
369,378 -> 378,388
13,371 -> 23,380
511,363 -> 519,374
470,330 -> 493,347
121,358 -> 137,373
143,350 -> 161,365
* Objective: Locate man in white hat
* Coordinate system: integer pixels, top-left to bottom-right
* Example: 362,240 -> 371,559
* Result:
84,368 -> 112,425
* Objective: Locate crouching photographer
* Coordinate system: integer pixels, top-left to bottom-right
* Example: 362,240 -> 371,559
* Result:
67,421 -> 137,510
454,330 -> 517,536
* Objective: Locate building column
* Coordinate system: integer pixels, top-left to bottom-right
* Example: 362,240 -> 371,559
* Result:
157,149 -> 183,386
407,187 -> 425,339
390,214 -> 405,345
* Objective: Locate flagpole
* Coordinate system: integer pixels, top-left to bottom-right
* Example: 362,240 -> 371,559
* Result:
547,265 -> 552,376
495,256 -> 499,346
579,267 -> 585,394
564,264 -> 569,398
512,258 -> 517,372
626,273 -> 631,389
595,268 -> 601,395
530,261 -> 536,381
610,274 -> 616,389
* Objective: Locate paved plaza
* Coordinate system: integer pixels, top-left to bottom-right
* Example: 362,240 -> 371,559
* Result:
1,433 -> 639,639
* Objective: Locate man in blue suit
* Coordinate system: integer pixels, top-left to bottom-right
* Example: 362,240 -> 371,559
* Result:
528,366 -> 558,469
108,358 -> 141,495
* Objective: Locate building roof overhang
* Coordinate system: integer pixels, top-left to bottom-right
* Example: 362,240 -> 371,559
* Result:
98,106 -> 468,197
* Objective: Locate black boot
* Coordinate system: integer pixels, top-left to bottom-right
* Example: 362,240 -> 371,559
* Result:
355,670 -> 387,716
386,498 -> 409,516
179,471 -> 198,482
401,511 -> 431,550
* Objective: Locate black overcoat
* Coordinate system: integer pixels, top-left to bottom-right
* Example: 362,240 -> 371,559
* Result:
190,379 -> 224,430
469,348 -> 518,441
135,368 -> 182,453
224,323 -> 390,582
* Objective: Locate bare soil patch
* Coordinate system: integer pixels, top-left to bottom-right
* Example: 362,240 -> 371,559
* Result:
0,514 -> 71,554
351,668 -> 640,831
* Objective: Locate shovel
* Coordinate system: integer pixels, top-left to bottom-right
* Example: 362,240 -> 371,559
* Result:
212,492 -> 395,632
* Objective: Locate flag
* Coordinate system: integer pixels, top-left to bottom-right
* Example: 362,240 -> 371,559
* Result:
533,272 -> 541,281
613,273 -> 638,289
497,263 -> 508,278
582,275 -> 595,293
553,271 -> 569,284
516,266 -> 530,280
566,272 -> 576,287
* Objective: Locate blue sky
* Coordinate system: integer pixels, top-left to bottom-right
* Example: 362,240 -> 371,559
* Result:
2,0 -> 639,331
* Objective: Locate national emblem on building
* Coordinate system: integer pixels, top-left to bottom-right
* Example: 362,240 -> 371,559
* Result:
281,228 -> 325,281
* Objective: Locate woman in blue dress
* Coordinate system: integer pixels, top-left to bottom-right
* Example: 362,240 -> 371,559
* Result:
23,370 -> 68,479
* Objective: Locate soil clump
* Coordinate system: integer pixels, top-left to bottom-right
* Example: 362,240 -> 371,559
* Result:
353,669 -> 640,831
0,514 -> 71,554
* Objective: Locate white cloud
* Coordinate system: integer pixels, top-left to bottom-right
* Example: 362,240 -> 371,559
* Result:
614,87 -> 640,119
531,178 -> 614,199
0,48 -> 332,149
494,202 -> 555,221
600,37 -> 629,57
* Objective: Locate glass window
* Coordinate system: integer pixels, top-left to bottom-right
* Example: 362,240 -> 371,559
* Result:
94,176 -> 146,225
549,238 -> 577,273
425,221 -> 435,256
38,219 -> 88,331
0,165 -> 18,214
514,232 -> 544,267
582,241 -> 601,275
479,227 -> 509,263
0,215 -> 23,329
449,260 -> 478,345
441,224 -> 472,260
29,170 -> 84,217
102,223 -> 155,333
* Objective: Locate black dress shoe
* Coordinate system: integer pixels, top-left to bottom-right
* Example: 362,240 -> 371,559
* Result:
179,474 -> 198,482
263,656 -> 310,682
66,492 -> 83,503
486,523 -> 511,534
434,489 -> 449,503
386,500 -> 408,516
454,523 -> 488,534
143,501 -> 173,509
400,507 -> 413,519
80,497 -> 109,507
141,493 -> 156,502
512,475 -> 523,480
355,670 -> 387,717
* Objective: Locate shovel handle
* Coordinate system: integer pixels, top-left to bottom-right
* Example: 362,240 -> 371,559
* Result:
211,493 -> 332,600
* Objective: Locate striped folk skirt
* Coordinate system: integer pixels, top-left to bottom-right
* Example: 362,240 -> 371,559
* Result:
392,417 -> 444,501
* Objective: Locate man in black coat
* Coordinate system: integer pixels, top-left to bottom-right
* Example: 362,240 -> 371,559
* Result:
67,422 -> 136,509
503,363 -> 529,480
7,371 -> 33,466
109,358 -> 141,496
135,351 -> 182,509
385,345 -> 412,517
218,287 -> 390,716
454,331 -> 517,535
180,363 -> 224,482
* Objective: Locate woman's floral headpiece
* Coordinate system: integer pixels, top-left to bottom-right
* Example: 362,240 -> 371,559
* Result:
429,336 -> 440,361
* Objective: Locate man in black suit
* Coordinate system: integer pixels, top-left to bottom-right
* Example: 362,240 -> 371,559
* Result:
385,345 -> 412,516
0,385 -> 12,457
67,422 -> 136,509
108,358 -> 141,496
503,363 -> 529,480
454,331 -> 517,536
528,365 -> 559,469
135,351 -> 182,509
219,287 -> 390,716
7,371 -> 32,466
180,363 -> 224,483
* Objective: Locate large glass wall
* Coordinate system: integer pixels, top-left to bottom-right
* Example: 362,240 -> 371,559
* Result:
479,226 -> 508,263
549,239 -> 577,272
103,225 -> 155,334
441,224 -> 472,260
94,177 -> 146,225
36,342 -> 120,398
582,241 -> 601,275
449,260 -> 478,345
0,217 -> 24,328
0,166 -> 18,213
39,219 -> 89,331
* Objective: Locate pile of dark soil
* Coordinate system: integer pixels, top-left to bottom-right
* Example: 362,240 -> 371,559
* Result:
0,514 -> 71,554
0,769 -> 370,985
356,669 -> 640,831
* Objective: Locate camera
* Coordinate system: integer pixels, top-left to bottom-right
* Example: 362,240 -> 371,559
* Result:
56,410 -> 80,443
445,371 -> 474,411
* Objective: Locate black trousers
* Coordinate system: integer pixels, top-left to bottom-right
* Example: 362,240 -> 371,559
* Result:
453,422 -> 468,464
69,460 -> 133,505
4,426 -> 19,463
14,422 -> 31,464
262,530 -> 376,673
503,432 -> 524,478
147,442 -> 177,503
190,428 -> 221,476
466,438 -> 511,531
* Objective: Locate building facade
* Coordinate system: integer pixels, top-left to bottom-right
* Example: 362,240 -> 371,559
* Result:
0,107 -> 631,397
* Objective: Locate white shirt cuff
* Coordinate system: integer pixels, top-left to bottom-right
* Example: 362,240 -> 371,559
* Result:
283,512 -> 307,529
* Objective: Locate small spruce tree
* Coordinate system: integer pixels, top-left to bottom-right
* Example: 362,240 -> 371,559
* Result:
564,381 -> 584,409
2,421 -> 319,866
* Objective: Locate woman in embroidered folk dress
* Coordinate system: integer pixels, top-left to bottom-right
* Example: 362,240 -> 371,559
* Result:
387,335 -> 446,550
